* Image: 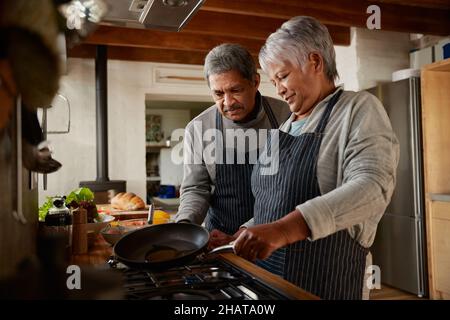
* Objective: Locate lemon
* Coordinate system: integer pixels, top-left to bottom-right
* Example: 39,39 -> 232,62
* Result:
152,210 -> 171,224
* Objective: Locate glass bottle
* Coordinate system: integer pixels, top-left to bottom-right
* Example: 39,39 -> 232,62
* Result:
44,196 -> 73,255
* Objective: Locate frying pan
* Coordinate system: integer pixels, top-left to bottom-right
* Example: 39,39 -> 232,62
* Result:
113,223 -> 234,269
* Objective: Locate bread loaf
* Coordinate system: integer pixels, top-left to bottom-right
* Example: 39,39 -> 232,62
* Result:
111,192 -> 145,211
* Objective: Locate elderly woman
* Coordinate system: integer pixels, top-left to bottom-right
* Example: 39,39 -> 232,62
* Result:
226,16 -> 399,299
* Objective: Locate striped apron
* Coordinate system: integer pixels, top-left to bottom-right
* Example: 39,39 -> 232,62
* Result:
204,97 -> 279,235
252,90 -> 369,299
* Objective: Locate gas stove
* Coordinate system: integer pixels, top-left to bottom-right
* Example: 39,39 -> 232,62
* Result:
109,256 -> 292,300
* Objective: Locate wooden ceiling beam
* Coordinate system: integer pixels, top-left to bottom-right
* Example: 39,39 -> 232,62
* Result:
67,44 -> 261,66
183,10 -> 350,44
373,0 -> 450,10
201,0 -> 450,36
84,25 -> 266,56
68,44 -> 206,65
83,23 -> 350,59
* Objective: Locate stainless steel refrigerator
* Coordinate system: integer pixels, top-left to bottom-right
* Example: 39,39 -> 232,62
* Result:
367,77 -> 428,297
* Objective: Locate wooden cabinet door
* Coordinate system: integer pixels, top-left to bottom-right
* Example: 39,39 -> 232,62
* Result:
0,98 -> 38,279
427,200 -> 450,299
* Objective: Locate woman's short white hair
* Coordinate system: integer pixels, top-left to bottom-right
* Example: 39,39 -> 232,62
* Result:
259,16 -> 339,82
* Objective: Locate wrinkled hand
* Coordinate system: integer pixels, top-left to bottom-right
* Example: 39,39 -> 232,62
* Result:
208,228 -> 246,250
234,221 -> 290,262
234,210 -> 311,261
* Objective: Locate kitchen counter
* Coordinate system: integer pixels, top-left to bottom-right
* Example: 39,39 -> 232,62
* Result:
71,234 -> 319,300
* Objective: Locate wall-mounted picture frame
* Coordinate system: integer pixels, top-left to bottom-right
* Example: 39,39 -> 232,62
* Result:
146,114 -> 163,142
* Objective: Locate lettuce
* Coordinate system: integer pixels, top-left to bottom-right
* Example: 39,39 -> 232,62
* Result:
38,197 -> 54,222
38,187 -> 96,222
65,187 -> 94,204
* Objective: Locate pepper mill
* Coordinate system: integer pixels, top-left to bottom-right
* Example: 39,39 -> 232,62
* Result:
72,207 -> 88,254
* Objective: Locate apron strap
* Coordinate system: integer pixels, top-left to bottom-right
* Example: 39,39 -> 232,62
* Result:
261,96 -> 279,129
314,89 -> 343,134
215,107 -> 223,132
215,109 -> 225,163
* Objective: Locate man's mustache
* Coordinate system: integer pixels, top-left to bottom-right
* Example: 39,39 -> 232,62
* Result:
223,104 -> 244,112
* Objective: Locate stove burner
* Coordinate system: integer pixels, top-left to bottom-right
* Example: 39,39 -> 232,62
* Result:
147,290 -> 216,300
203,271 -> 237,281
112,257 -> 290,300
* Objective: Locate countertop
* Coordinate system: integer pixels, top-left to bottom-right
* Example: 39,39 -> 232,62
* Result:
71,234 -> 319,300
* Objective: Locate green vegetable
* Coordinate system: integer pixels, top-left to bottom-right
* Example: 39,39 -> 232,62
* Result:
38,196 -> 54,222
38,187 -> 97,222
65,187 -> 98,222
65,187 -> 94,204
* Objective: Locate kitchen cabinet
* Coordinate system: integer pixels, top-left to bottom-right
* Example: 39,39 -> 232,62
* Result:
421,58 -> 450,299
426,198 -> 450,299
0,165 -> 38,279
0,67 -> 39,279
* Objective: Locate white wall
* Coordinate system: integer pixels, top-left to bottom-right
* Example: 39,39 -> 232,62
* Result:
107,60 -> 152,200
335,28 -> 410,91
354,28 -> 410,90
335,28 -> 359,91
39,58 -> 152,204
39,59 -> 97,204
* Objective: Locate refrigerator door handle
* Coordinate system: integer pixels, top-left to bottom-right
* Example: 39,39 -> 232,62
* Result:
408,77 -> 427,296
409,78 -> 424,219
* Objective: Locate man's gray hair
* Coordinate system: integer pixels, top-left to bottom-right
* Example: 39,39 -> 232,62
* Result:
204,43 -> 257,86
259,16 -> 339,82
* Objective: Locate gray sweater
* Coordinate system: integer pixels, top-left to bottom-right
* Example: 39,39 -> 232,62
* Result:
176,93 -> 291,226
245,87 -> 400,248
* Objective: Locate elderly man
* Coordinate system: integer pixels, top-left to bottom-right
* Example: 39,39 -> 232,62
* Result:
175,44 -> 290,242
229,16 -> 400,300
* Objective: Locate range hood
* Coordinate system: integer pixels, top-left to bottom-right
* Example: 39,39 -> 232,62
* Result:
102,0 -> 205,31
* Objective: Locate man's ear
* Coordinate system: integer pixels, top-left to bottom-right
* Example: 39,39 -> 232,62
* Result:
254,73 -> 261,89
308,53 -> 324,74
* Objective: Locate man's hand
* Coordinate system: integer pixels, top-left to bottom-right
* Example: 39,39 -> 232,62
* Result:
208,228 -> 247,250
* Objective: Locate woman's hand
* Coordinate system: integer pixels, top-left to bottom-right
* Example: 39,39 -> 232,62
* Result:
233,222 -> 289,261
208,228 -> 246,250
233,209 -> 311,261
